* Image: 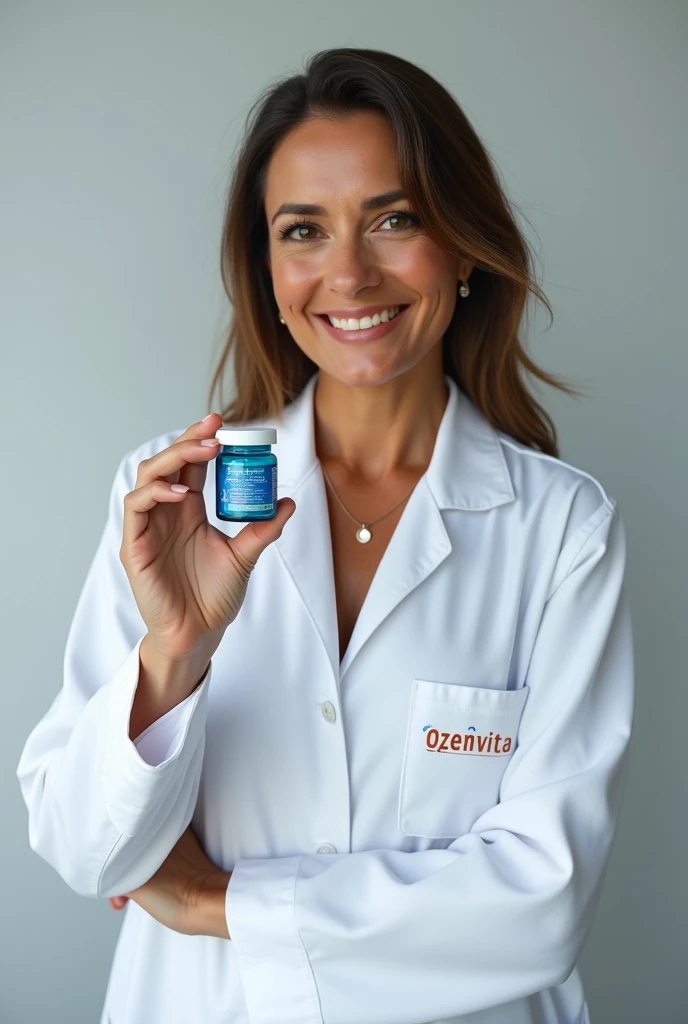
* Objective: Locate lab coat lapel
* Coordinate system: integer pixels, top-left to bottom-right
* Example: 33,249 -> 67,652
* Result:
274,463 -> 340,681
272,374 -> 340,680
338,376 -> 516,675
271,371 -> 515,681
337,476 -> 451,678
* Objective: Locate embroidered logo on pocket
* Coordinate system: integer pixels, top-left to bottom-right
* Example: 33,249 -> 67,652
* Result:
422,723 -> 514,756
398,681 -> 530,838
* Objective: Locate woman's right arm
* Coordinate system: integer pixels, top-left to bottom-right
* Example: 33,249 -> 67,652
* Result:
16,414 -> 295,900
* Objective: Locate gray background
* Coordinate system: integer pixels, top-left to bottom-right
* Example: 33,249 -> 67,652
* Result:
2,1 -> 686,1021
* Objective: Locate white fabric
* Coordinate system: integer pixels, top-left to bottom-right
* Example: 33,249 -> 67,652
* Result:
16,371 -> 633,1024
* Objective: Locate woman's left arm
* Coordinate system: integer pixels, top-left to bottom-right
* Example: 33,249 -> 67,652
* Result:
111,826 -> 231,939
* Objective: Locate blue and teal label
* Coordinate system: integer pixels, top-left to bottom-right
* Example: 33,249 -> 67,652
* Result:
218,462 -> 276,514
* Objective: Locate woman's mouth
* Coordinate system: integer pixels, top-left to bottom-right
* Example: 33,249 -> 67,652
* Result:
315,304 -> 411,344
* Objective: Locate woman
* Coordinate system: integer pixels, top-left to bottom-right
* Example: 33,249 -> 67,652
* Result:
17,47 -> 634,1024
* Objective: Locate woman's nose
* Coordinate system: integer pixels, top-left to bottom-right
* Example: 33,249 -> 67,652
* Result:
321,238 -> 382,294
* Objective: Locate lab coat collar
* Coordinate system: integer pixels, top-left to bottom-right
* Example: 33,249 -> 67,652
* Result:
273,370 -> 515,512
269,371 -> 515,680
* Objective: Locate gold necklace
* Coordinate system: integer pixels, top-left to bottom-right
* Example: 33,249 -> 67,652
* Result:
320,462 -> 419,543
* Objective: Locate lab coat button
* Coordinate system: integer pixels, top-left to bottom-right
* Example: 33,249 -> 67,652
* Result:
321,701 -> 337,723
316,843 -> 337,854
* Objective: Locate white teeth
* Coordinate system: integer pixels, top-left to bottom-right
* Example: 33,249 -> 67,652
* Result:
328,306 -> 400,330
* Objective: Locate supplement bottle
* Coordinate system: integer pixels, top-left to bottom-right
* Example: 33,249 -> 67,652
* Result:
214,427 -> 278,522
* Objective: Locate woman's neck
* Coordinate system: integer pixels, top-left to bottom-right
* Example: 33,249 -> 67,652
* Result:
312,366 -> 448,482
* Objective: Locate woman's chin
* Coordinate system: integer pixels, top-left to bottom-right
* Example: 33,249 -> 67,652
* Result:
317,358 -> 406,389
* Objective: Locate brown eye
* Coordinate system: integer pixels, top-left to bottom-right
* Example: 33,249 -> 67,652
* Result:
290,224 -> 316,240
379,212 -> 418,231
277,219 -> 319,241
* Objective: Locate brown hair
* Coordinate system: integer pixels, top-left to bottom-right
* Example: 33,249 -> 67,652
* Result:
208,47 -> 584,457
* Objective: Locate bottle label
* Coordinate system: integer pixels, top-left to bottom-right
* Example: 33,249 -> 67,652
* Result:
218,462 -> 276,513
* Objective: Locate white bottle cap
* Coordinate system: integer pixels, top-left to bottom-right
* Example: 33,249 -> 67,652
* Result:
214,427 -> 277,445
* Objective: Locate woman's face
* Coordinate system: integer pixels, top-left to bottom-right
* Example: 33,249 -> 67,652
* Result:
263,110 -> 472,388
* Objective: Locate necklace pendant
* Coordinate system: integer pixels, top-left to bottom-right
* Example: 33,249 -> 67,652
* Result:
356,525 -> 372,544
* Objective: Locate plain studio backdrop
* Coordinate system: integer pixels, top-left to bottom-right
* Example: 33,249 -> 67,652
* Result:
1,2 -> 686,1021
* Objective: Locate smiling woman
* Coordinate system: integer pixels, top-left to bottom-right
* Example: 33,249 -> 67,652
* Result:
17,45 -> 633,1024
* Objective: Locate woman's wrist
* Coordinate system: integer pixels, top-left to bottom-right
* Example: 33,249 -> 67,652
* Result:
192,870 -> 232,939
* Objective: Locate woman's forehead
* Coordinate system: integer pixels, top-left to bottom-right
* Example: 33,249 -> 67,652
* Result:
264,114 -> 401,210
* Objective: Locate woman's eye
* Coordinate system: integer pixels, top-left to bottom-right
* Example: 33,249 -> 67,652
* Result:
379,212 -> 417,231
276,220 -> 318,242
290,224 -> 318,240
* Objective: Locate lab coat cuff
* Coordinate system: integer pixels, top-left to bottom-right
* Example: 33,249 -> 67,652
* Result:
227,855 -> 322,1024
104,637 -> 210,836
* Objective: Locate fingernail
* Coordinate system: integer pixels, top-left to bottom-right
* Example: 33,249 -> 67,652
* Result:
201,437 -> 219,446
201,413 -> 214,422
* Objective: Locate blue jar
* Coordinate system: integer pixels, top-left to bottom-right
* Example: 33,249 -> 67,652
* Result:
214,427 -> 278,522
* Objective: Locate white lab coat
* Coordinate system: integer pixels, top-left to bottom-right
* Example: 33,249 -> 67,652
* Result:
16,371 -> 634,1024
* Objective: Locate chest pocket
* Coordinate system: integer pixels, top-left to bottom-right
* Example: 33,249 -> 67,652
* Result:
398,678 -> 530,839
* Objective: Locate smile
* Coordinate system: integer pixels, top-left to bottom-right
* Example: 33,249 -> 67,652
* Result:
316,304 -> 411,344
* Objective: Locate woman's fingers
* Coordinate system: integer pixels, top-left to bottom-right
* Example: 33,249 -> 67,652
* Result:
170,413 -> 223,493
122,421 -> 223,550
134,436 -> 220,492
120,415 -> 223,552
121,479 -> 196,550
161,412 -> 221,460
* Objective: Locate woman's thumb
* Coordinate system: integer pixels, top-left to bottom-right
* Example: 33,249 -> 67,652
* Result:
228,497 -> 296,568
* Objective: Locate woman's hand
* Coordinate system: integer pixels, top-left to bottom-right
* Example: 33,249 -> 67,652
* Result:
120,412 -> 295,672
107,827 -> 231,939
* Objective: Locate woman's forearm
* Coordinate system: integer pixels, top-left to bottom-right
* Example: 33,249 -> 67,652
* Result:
194,870 -> 232,939
129,634 -> 210,741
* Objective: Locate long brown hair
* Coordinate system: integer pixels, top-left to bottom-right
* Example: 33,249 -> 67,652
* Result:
208,47 -> 583,456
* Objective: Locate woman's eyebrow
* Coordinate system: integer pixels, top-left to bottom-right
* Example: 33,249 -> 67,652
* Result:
270,189 -> 408,225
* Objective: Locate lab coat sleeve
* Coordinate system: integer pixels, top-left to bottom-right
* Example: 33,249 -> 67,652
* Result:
226,499 -> 635,1024
16,447 -> 211,899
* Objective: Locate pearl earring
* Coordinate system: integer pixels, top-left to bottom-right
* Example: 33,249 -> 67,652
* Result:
459,279 -> 470,298
278,313 -> 285,324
